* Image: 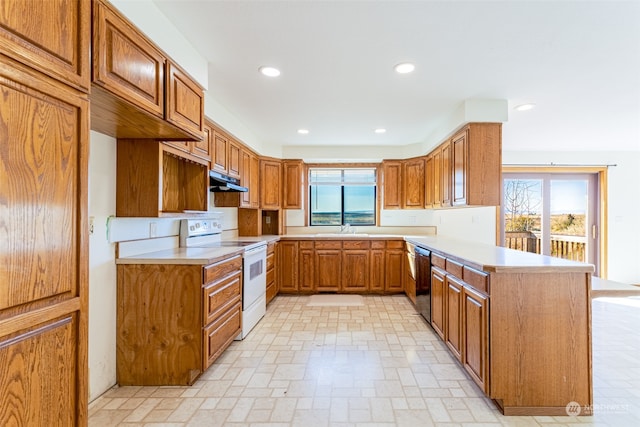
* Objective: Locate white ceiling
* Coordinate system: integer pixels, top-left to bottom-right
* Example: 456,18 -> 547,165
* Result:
152,0 -> 640,153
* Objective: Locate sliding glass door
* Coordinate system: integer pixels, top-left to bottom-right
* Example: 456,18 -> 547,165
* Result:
502,173 -> 599,274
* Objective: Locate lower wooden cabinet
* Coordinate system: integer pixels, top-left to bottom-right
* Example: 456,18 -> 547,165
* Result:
276,239 -> 407,295
116,255 -> 242,385
430,266 -> 446,339
462,285 -> 489,392
266,242 -> 277,304
445,275 -> 463,361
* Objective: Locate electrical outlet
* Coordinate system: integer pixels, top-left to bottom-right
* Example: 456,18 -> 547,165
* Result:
89,216 -> 95,235
265,216 -> 271,224
149,221 -> 158,238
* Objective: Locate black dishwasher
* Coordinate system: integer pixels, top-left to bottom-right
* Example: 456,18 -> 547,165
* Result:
415,246 -> 432,323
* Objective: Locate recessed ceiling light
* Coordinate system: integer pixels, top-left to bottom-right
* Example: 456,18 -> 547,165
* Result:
394,62 -> 415,74
374,128 -> 387,134
259,66 -> 281,77
514,103 -> 536,111
297,129 -> 309,134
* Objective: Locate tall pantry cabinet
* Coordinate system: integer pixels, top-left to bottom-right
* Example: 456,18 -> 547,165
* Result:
0,1 -> 90,425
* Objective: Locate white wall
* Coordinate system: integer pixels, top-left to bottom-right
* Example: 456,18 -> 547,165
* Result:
88,131 -> 118,401
503,150 -> 640,284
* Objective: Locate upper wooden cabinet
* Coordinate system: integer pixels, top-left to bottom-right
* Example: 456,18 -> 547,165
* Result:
228,140 -> 241,178
116,140 -> 208,217
260,159 -> 282,210
0,0 -> 91,92
212,130 -> 229,173
166,61 -> 205,139
440,141 -> 452,207
91,0 -> 204,141
403,157 -> 425,208
382,160 -> 403,209
164,120 -> 212,163
282,160 -> 305,209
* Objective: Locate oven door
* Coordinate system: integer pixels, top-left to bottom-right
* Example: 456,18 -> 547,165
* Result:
242,244 -> 267,309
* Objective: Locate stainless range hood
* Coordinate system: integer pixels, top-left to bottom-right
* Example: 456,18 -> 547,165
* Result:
209,170 -> 248,192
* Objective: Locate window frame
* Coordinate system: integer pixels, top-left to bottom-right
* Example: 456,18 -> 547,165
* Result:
307,166 -> 378,227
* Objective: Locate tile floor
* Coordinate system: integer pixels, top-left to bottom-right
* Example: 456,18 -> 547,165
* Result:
89,294 -> 640,426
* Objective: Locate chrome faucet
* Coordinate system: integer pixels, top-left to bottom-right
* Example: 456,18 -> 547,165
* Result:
340,223 -> 355,234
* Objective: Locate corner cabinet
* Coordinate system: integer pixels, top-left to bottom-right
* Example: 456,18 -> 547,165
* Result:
282,160 -> 305,209
382,160 -> 403,209
117,255 -> 242,385
91,0 -> 204,141
0,45 -> 89,426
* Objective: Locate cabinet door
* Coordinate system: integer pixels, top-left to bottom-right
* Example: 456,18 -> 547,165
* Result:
369,248 -> 385,293
403,157 -> 425,208
425,154 -> 434,208
342,250 -> 369,293
93,0 -> 165,118
250,154 -> 260,208
430,267 -> 446,339
0,0 -> 90,91
382,160 -> 403,209
463,286 -> 489,392
445,275 -> 463,361
299,248 -> 315,293
452,130 -> 468,206
192,121 -> 213,162
212,131 -> 228,172
441,141 -> 452,207
228,140 -> 241,178
278,241 -> 299,293
283,160 -> 304,209
240,150 -> 252,207
260,159 -> 282,209
384,250 -> 404,293
432,149 -> 442,207
204,302 -> 241,370
166,61 -> 204,140
315,250 -> 341,292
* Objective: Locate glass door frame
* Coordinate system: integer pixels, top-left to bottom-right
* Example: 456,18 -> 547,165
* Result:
501,167 -> 607,277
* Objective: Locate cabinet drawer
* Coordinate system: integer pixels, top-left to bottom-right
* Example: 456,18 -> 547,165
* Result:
371,241 -> 385,249
299,241 -> 314,249
266,266 -> 275,286
203,255 -> 242,284
266,252 -> 275,270
343,240 -> 369,250
463,266 -> 489,294
315,241 -> 342,249
203,271 -> 241,325
203,302 -> 241,369
266,282 -> 277,304
267,242 -> 276,255
431,253 -> 446,269
446,259 -> 463,278
386,240 -> 404,249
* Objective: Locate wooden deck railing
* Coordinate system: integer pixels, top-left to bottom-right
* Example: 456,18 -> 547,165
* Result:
505,232 -> 586,262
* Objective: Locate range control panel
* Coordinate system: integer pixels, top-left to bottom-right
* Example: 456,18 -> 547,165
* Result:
180,214 -> 223,238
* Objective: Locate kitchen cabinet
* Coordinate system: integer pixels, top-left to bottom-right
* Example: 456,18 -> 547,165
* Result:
250,155 -> 260,208
0,0 -> 90,92
91,0 -> 204,141
213,130 -> 229,173
228,139 -> 242,178
410,237 -> 592,415
432,148 -> 442,207
315,242 -> 342,292
299,242 -> 316,293
117,255 -> 242,385
462,283 -> 489,392
164,120 -> 212,163
384,241 -> 405,293
260,158 -> 282,209
0,53 -> 90,426
116,140 -> 208,216
403,157 -> 425,208
452,129 -> 467,205
445,274 -> 463,361
369,242 -> 386,293
441,141 -> 452,207
278,241 -> 299,293
283,160 -> 305,209
342,241 -> 370,293
382,160 -> 403,209
240,150 -> 253,207
266,242 -> 278,304
425,153 -> 435,208
404,246 -> 417,305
